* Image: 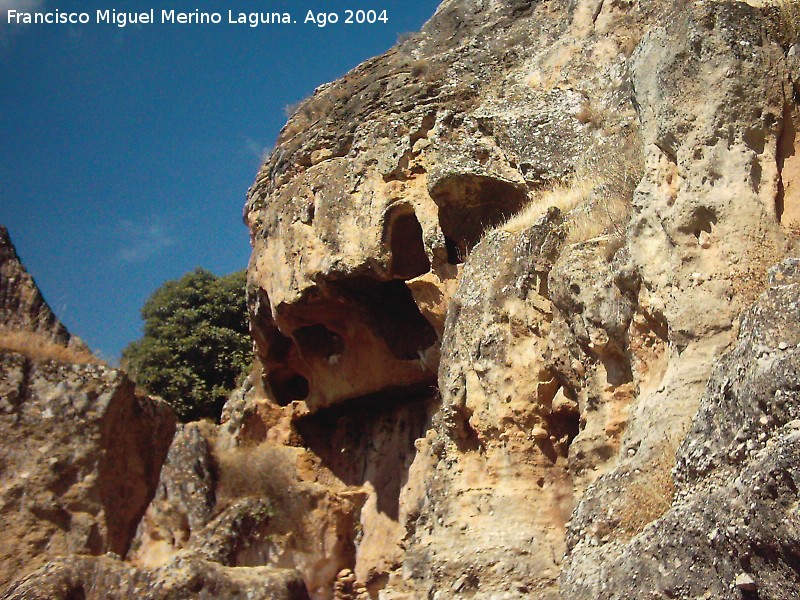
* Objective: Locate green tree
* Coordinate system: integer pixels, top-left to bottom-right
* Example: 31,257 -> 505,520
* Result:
122,268 -> 252,422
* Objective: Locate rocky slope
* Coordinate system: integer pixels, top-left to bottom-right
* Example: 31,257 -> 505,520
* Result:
0,225 -> 73,345
0,232 -> 308,598
0,229 -> 176,591
0,353 -> 176,586
4,0 -> 800,598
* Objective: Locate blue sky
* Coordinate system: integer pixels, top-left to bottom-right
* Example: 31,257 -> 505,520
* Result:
0,0 -> 440,361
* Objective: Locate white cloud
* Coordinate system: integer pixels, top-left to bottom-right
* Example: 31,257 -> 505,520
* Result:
116,218 -> 175,264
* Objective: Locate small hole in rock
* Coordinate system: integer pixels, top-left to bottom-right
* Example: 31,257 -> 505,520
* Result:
445,236 -> 463,265
545,409 -> 581,457
267,370 -> 309,406
684,206 -> 718,238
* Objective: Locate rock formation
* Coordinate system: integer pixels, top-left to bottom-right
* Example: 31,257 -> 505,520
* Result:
0,227 -> 179,591
4,554 -> 309,600
0,225 -> 73,345
0,232 -> 309,598
236,0 -> 800,597
5,0 -> 800,598
563,257 -> 800,598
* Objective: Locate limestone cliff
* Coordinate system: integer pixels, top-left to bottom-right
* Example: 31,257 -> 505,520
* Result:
234,0 -> 800,597
5,0 -> 800,598
0,232 -> 310,599
0,354 -> 176,587
0,229 -> 176,590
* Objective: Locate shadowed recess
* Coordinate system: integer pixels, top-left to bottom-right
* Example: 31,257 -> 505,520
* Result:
295,383 -> 437,520
430,175 -> 528,263
332,278 -> 438,361
385,209 -> 431,280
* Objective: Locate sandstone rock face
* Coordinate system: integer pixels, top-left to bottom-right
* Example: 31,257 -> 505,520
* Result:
134,392 -> 435,599
0,226 -> 73,344
0,239 -> 312,599
237,0 -> 800,597
0,352 -> 176,592
132,418 -> 362,599
132,422 -> 219,564
560,2 -> 797,592
560,258 -> 800,599
3,554 -> 309,600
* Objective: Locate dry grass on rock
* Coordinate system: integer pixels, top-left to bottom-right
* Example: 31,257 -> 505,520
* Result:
213,442 -> 299,506
0,327 -> 101,365
499,136 -> 643,248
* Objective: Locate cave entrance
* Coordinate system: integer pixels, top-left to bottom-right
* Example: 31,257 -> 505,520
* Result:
332,277 -> 438,361
384,207 -> 431,280
429,174 -> 528,264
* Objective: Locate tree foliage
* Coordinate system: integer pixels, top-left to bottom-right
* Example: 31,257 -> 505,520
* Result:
122,268 -> 252,422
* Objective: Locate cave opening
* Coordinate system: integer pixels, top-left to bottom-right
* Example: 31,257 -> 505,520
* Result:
444,235 -> 463,265
293,323 -> 344,360
266,369 -> 310,407
332,278 -> 438,361
385,209 -> 431,280
294,384 -> 436,520
546,408 -> 581,454
429,174 -> 528,263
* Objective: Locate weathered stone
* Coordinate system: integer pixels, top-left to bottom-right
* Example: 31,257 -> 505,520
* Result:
133,418 -> 367,600
237,0 -> 800,597
132,422 -> 218,565
561,258 -> 800,599
0,226 -> 72,344
0,352 -> 176,592
7,0 -> 800,597
3,554 -> 309,600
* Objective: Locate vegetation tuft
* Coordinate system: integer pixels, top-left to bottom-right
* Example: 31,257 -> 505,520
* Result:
0,327 -> 101,365
500,133 -> 644,250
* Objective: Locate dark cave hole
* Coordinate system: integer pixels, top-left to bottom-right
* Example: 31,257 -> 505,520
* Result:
430,174 -> 528,260
266,369 -> 310,407
548,409 -> 581,449
332,278 -> 438,361
444,235 -> 463,265
537,407 -> 581,463
64,586 -> 87,600
293,324 -> 344,360
264,327 -> 294,363
386,209 -> 431,279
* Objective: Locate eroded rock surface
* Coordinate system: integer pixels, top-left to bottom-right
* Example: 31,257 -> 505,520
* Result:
3,554 -> 309,600
0,353 -> 176,591
237,0 -> 800,597
0,225 -> 74,344
560,258 -> 800,599
4,0 -> 800,598
132,419 -> 363,599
